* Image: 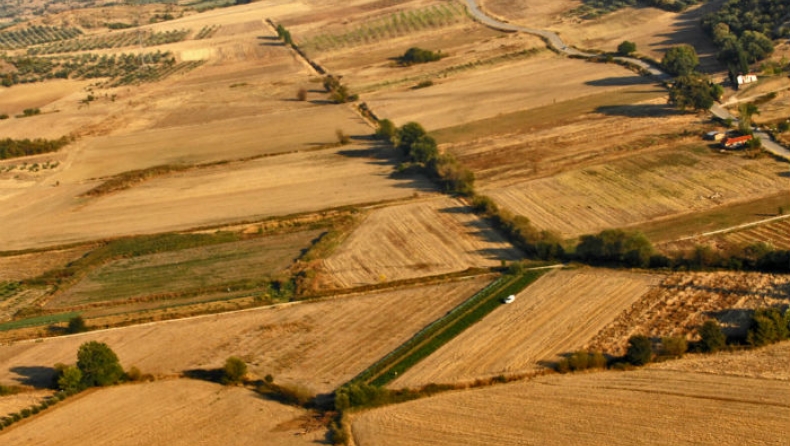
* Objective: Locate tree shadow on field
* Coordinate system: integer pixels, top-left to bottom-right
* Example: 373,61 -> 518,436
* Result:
646,1 -> 723,73
9,365 -> 56,388
439,206 -> 525,258
183,368 -> 224,384
595,103 -> 684,118
703,308 -> 753,340
585,76 -> 656,87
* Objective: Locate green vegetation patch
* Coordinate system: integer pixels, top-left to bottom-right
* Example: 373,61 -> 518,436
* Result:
0,312 -> 78,331
0,137 -> 71,160
48,231 -> 322,307
0,25 -> 82,50
28,29 -> 190,55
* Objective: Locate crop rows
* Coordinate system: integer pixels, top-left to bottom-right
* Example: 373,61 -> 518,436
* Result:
27,29 -> 190,55
1,51 -> 199,87
194,25 -> 220,40
722,219 -> 790,250
301,2 -> 467,53
0,26 -> 82,50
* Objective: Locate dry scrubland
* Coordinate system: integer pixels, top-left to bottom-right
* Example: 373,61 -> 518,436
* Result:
353,360 -> 790,446
324,197 -> 521,287
590,271 -> 790,355
0,278 -> 489,394
0,380 -> 324,446
391,269 -> 660,388
484,147 -> 790,238
0,247 -> 94,282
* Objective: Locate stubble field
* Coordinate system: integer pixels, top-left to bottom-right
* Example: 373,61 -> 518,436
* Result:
353,361 -> 790,446
323,197 -> 521,287
0,380 -> 324,446
390,269 -> 661,388
0,278 -> 489,394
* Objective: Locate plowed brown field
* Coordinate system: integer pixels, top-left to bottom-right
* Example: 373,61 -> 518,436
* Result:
590,272 -> 790,356
390,269 -> 660,387
0,278 -> 489,394
354,347 -> 790,445
323,197 -> 521,287
0,380 -> 323,446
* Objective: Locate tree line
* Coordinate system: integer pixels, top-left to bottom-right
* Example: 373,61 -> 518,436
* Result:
0,136 -> 71,160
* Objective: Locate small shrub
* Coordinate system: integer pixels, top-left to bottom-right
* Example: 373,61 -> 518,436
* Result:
698,320 -> 727,353
625,335 -> 652,366
66,315 -> 88,334
661,336 -> 688,357
0,114 -> 8,120
222,356 -> 247,384
264,374 -> 274,384
336,129 -> 350,145
297,87 -> 307,101
125,365 -> 142,382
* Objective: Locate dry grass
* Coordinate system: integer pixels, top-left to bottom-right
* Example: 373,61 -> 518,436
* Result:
0,380 -> 324,445
589,271 -> 790,356
0,247 -> 94,282
323,197 -> 521,287
390,269 -> 660,388
0,389 -> 54,420
484,146 -> 790,238
0,277 -> 490,394
353,364 -> 790,446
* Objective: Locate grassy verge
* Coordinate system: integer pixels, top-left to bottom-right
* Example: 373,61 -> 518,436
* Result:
352,270 -> 547,387
0,312 -> 78,331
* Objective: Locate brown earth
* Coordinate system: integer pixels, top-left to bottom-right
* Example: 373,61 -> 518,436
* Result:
0,389 -> 54,420
0,380 -> 324,446
0,278 -> 490,395
323,197 -> 521,287
353,362 -> 790,446
390,268 -> 661,388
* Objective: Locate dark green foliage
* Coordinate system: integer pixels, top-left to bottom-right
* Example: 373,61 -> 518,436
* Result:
66,315 -> 87,334
625,335 -> 653,366
222,356 -> 247,384
703,0 -> 789,39
747,308 -> 789,347
698,320 -> 727,353
374,119 -> 397,141
661,45 -> 699,76
575,229 -> 654,267
668,75 -> 720,111
617,40 -> 636,55
275,24 -> 293,46
399,47 -> 443,65
571,0 -> 698,19
0,26 -> 82,50
57,365 -> 83,392
396,122 -> 428,154
557,351 -> 607,372
77,341 -> 124,387
660,336 -> 688,357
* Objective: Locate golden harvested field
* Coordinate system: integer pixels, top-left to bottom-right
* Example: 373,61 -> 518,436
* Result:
484,147 -> 790,238
0,389 -> 54,420
323,197 -> 521,287
590,271 -> 790,356
652,341 -> 790,381
449,96 -> 699,188
0,278 -> 489,394
365,54 -> 659,129
0,144 -> 436,251
353,365 -> 790,446
0,380 -> 324,446
46,230 -> 321,308
390,269 -> 660,388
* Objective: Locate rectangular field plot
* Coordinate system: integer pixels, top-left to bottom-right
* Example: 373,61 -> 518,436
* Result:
721,218 -> 790,250
484,147 -> 790,238
323,197 -> 522,287
354,367 -> 790,446
0,277 -> 490,394
46,231 -> 321,308
0,380 -> 323,446
390,269 -> 660,388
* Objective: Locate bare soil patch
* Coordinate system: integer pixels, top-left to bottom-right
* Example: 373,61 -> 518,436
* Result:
484,146 -> 790,238
0,380 -> 323,446
354,366 -> 790,446
0,278 -> 489,394
589,271 -> 790,356
323,197 -> 521,287
391,268 -> 660,388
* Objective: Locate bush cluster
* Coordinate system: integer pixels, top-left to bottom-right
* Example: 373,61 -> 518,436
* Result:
0,136 -> 70,160
398,47 -> 444,66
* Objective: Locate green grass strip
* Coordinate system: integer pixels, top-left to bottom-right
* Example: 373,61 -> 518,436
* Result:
0,312 -> 78,332
368,270 -> 547,386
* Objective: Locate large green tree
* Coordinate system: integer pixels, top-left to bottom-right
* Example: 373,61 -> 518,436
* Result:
668,75 -> 721,111
661,45 -> 699,76
625,335 -> 653,366
698,320 -> 726,353
77,341 -> 124,387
